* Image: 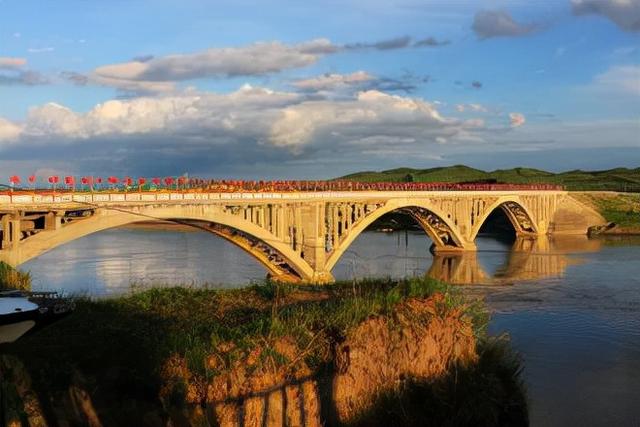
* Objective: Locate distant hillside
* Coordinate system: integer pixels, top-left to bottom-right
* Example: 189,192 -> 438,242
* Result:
338,165 -> 640,192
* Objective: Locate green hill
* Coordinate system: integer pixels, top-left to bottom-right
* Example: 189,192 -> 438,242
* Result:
338,166 -> 640,192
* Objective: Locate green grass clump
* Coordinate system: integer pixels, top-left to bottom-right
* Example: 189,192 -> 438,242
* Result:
0,262 -> 31,290
575,193 -> 640,227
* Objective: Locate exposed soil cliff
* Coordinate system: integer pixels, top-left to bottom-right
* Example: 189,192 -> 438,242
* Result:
1,280 -> 521,427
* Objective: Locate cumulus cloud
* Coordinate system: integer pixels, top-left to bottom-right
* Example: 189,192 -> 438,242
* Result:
293,71 -> 430,95
292,71 -> 375,91
509,112 -> 526,128
456,103 -> 489,113
572,0 -> 640,32
0,58 -> 48,86
269,90 -> 463,149
0,57 -> 27,69
0,118 -> 22,141
344,35 -> 450,51
413,37 -> 450,47
60,71 -> 89,86
27,47 -> 55,53
89,39 -> 337,93
0,84 -> 496,160
0,70 -> 49,86
472,10 -> 536,39
590,64 -> 640,95
344,36 -> 412,50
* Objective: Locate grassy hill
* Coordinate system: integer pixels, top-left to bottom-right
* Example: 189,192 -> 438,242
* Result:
338,165 -> 640,192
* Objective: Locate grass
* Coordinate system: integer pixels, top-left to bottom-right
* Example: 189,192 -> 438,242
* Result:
338,165 -> 640,192
1,278 -> 517,425
0,261 -> 31,290
574,192 -> 640,228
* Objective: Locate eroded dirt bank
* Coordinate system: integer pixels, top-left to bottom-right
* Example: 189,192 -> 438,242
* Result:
1,280 -> 523,426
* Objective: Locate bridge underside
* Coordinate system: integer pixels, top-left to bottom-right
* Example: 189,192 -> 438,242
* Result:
0,191 -> 604,284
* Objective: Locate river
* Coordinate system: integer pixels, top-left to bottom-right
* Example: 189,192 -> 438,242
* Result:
21,227 -> 640,426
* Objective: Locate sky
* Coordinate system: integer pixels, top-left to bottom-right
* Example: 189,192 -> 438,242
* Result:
0,0 -> 639,180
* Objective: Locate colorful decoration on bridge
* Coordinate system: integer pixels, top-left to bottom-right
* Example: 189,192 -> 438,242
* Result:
4,174 -> 564,193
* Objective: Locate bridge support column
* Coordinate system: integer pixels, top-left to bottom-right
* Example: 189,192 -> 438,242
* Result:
44,211 -> 63,230
430,240 -> 477,254
301,203 -> 335,283
1,215 -> 21,250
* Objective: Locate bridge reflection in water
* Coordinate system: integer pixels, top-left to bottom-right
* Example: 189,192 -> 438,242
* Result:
426,235 -> 602,285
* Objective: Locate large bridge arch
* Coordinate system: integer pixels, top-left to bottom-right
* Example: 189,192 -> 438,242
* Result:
469,197 -> 538,242
325,199 -> 471,272
3,207 -> 315,282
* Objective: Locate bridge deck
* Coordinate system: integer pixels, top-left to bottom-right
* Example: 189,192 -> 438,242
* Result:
0,190 -> 567,211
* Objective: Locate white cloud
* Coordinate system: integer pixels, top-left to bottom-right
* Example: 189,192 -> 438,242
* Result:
591,64 -> 640,95
572,0 -> 640,32
27,47 -> 55,53
0,118 -> 22,141
0,57 -> 27,69
269,90 -> 471,150
292,71 -> 375,91
509,112 -> 526,128
472,10 -> 536,39
456,103 -> 489,113
0,86 -> 493,158
90,39 -> 337,93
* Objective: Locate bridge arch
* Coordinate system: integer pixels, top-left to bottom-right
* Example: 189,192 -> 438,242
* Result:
5,207 -> 315,282
469,197 -> 538,242
325,199 -> 469,272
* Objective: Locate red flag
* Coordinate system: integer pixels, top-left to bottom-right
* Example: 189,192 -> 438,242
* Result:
64,176 -> 75,185
96,177 -> 103,184
48,176 -> 59,184
8,175 -> 20,184
122,176 -> 133,186
138,177 -> 146,185
107,176 -> 119,184
152,177 -> 161,186
28,175 -> 36,184
164,177 -> 174,186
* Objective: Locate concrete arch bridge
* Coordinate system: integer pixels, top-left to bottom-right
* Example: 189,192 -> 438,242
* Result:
0,190 -> 605,283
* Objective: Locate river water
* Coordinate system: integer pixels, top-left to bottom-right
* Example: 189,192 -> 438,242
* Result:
21,227 -> 640,426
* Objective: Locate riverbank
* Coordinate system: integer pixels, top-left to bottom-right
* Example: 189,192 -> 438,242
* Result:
0,278 -> 527,426
572,192 -> 640,235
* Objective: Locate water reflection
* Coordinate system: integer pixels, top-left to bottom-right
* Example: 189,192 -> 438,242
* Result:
427,235 -> 601,285
22,227 -> 616,295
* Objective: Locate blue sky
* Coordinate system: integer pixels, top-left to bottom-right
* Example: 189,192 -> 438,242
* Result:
0,0 -> 638,179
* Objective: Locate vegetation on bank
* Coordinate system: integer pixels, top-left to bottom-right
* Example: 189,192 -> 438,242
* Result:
574,192 -> 640,229
0,261 -> 31,290
338,165 -> 640,192
2,276 -> 527,426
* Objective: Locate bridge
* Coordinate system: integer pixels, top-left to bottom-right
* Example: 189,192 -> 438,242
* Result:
0,188 -> 605,283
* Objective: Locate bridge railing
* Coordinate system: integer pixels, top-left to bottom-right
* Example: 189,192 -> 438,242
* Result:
0,187 -> 567,206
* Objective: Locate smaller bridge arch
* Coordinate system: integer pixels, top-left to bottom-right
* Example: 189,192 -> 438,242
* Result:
325,199 -> 473,272
469,197 -> 538,242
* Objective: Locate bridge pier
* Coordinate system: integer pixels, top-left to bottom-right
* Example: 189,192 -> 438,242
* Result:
0,215 -> 21,251
44,211 -> 63,230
